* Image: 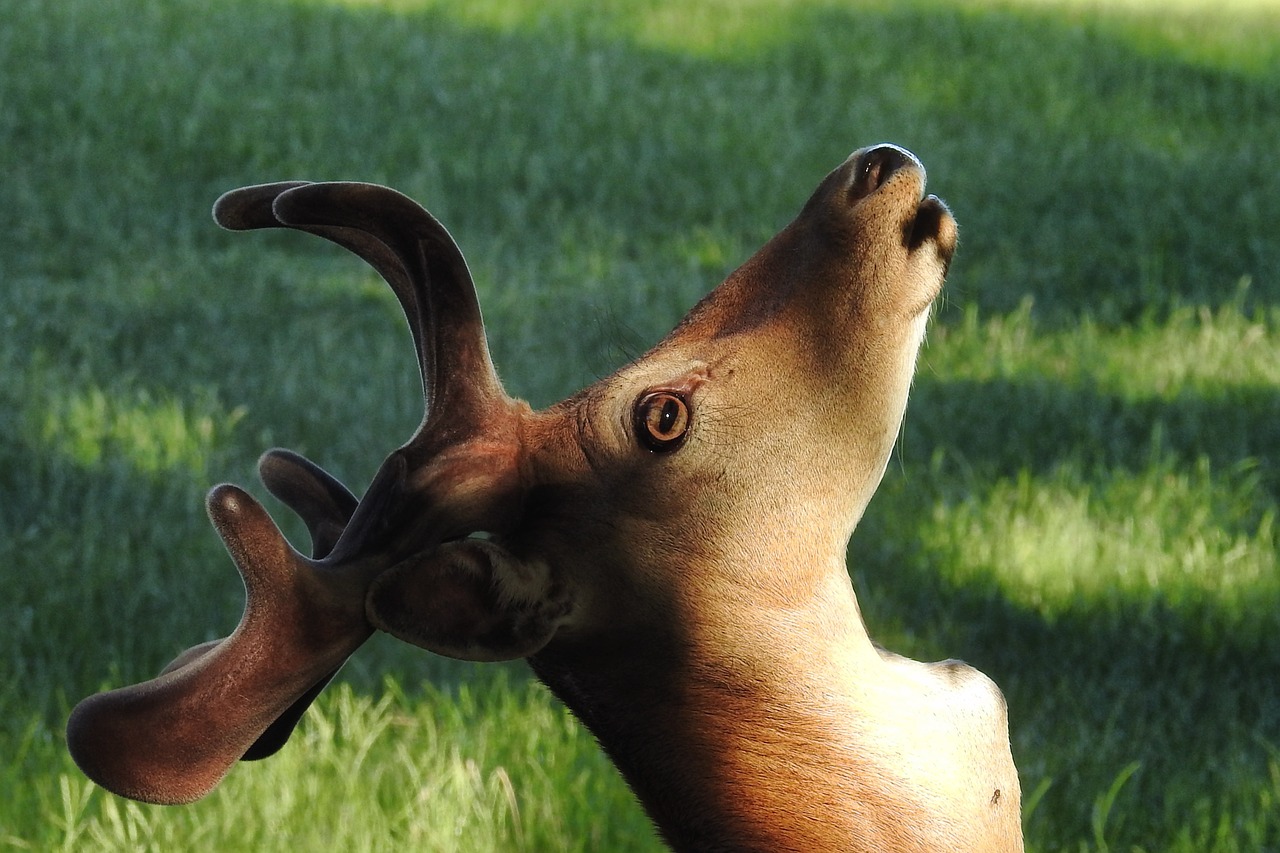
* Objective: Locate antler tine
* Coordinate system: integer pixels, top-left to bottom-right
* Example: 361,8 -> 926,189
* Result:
257,447 -> 359,561
213,182 -> 506,431
67,484 -> 374,804
238,448 -> 361,760
213,182 -> 430,397
69,173 -> 519,798
137,448 -> 362,764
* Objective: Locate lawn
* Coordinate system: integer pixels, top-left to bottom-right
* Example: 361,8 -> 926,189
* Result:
2,0 -> 1279,849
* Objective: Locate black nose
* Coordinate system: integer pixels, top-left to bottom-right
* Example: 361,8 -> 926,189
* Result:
849,144 -> 915,199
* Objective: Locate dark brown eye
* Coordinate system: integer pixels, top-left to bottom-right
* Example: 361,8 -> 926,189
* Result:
634,391 -> 691,453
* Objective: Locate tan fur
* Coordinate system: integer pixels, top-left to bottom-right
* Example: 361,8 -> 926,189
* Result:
69,146 -> 1022,851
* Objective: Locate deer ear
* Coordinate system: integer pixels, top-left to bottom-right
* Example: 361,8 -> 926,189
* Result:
367,541 -> 571,663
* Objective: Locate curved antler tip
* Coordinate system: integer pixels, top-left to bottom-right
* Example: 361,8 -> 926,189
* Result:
256,448 -> 359,560
257,446 -> 298,466
269,181 -> 411,230
256,447 -> 331,493
205,483 -> 302,593
207,482 -> 253,519
212,181 -> 312,231
66,690 -> 220,806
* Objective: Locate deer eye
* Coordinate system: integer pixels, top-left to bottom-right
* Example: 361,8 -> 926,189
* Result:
634,391 -> 691,453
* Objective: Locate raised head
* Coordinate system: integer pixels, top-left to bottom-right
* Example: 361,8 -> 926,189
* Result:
68,145 -> 1021,851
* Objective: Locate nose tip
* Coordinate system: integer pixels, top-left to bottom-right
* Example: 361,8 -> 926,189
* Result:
850,144 -> 919,199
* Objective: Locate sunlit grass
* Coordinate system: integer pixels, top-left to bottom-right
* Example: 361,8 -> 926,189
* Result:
925,459 -> 1278,614
305,0 -> 1280,74
31,677 -> 656,853
32,387 -> 243,479
2,0 -> 1278,849
930,293 -> 1280,394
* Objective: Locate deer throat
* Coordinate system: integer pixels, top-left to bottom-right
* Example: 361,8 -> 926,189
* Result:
527,620 -> 1006,853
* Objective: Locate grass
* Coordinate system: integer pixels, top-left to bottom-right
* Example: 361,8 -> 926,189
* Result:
41,676 -> 655,852
2,0 -> 1278,849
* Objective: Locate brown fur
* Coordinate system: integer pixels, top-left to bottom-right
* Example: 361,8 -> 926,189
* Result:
68,146 -> 1022,850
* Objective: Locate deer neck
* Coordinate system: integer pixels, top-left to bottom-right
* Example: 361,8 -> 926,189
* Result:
529,562 -> 1018,852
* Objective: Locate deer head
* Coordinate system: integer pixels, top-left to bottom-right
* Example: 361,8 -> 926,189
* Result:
68,145 -> 1022,851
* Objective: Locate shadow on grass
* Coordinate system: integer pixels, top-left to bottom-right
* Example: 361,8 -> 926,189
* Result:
908,375 -> 1280,500
4,0 -> 1280,848
854,523 -> 1280,847
863,373 -> 1280,846
864,558 -> 1280,848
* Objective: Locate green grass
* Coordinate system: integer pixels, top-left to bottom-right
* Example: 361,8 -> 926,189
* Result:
40,675 -> 654,852
2,0 -> 1279,849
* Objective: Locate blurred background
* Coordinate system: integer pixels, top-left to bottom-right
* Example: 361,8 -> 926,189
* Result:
2,0 -> 1278,849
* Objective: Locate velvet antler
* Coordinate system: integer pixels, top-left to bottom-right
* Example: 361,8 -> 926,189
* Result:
67,181 -> 526,803
69,150 -> 1023,851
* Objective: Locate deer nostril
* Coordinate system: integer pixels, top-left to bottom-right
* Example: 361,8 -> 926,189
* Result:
850,145 -> 914,200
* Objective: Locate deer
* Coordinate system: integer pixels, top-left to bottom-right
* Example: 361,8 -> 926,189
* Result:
67,144 -> 1022,851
